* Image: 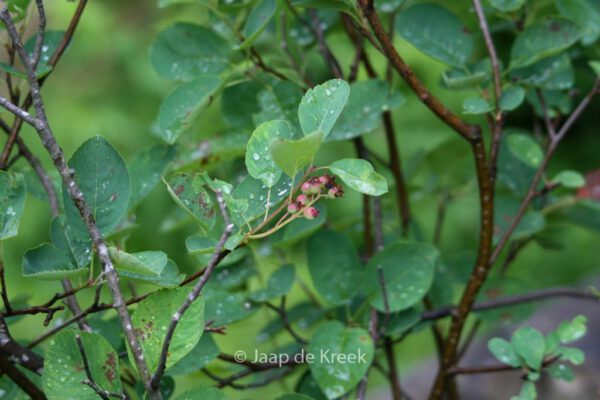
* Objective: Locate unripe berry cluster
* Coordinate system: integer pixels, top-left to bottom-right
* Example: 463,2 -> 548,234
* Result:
287,174 -> 344,220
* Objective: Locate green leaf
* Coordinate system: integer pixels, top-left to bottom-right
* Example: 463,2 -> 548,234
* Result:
0,171 -> 26,241
128,144 -> 176,208
511,326 -> 546,370
556,0 -> 600,45
547,364 -> 575,381
250,264 -> 295,302
511,55 -> 574,90
487,0 -> 526,12
488,337 -> 521,367
395,4 -> 473,67
24,31 -> 65,78
118,258 -> 184,288
203,289 -> 258,325
308,321 -> 374,399
511,381 -> 537,400
510,18 -> 581,69
298,79 -> 350,137
526,89 -> 573,118
129,287 -> 204,372
108,247 -> 168,276
506,133 -> 543,168
50,216 -> 92,268
494,196 -> 545,244
500,86 -> 526,111
329,158 -> 388,196
385,308 -> 421,336
307,230 -> 362,305
186,235 -> 217,255
328,80 -> 404,141
253,81 -> 304,128
246,120 -> 293,187
42,330 -> 122,400
168,333 -> 220,375
6,0 -> 31,22
558,347 -> 585,365
556,315 -> 587,343
552,170 -> 585,188
158,75 -> 222,144
462,96 -> 492,114
165,173 -> 216,232
221,80 -> 262,129
365,241 -> 437,312
150,23 -> 231,81
175,130 -> 247,172
64,136 -> 130,235
271,130 -> 324,178
231,175 -> 294,227
22,244 -> 86,280
239,0 -> 277,49
441,68 -> 488,90
176,388 -> 228,400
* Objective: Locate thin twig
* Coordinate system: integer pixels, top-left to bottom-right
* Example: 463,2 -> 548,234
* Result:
489,78 -> 600,267
421,287 -> 600,322
450,355 -> 560,376
0,244 -> 11,312
75,334 -> 125,400
0,7 -> 157,398
150,191 -> 234,389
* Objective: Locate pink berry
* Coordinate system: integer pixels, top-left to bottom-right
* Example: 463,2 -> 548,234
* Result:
309,182 -> 322,194
287,202 -> 300,213
303,207 -> 319,220
318,175 -> 330,185
296,194 -> 308,205
301,181 -> 312,194
327,185 -> 344,199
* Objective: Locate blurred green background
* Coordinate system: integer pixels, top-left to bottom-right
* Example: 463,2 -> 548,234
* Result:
2,0 -> 600,398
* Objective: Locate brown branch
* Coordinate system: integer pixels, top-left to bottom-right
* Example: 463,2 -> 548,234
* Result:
0,355 -> 46,399
383,337 -> 403,400
356,0 -> 479,142
382,111 -> 411,236
0,244 -> 11,312
280,11 -> 313,87
421,287 -> 600,322
150,191 -> 234,390
352,3 -> 499,395
204,365 -> 296,390
342,16 -> 413,240
2,304 -> 64,325
265,297 -> 308,345
0,317 -> 44,374
450,355 -> 560,376
308,9 -> 343,78
217,352 -> 299,371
